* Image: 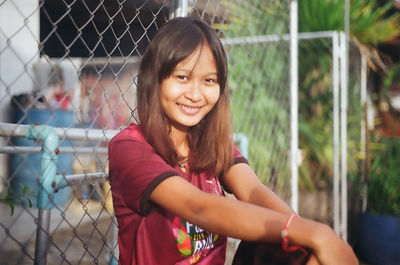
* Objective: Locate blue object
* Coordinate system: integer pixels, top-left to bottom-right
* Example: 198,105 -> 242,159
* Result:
233,133 -> 249,159
356,212 -> 400,265
109,256 -> 118,265
9,108 -> 74,207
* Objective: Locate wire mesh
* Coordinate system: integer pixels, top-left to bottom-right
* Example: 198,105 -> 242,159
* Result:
190,0 -> 292,198
297,36 -> 363,227
297,36 -> 337,223
0,0 -> 169,264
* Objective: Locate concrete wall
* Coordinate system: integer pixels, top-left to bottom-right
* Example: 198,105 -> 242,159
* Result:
0,1 -> 39,192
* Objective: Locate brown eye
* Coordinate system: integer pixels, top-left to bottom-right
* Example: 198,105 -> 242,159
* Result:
177,75 -> 188,81
205,78 -> 217,84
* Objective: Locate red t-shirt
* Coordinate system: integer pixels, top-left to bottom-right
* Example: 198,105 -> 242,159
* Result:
108,124 -> 247,265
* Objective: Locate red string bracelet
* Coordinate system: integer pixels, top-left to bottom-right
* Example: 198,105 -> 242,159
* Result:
281,213 -> 308,255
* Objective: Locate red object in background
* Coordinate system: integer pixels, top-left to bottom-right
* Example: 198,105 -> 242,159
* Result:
376,107 -> 400,137
55,93 -> 71,110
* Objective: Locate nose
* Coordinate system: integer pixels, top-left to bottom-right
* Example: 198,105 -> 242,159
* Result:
184,80 -> 202,102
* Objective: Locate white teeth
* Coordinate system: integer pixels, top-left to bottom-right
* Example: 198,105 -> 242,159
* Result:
178,104 -> 194,110
177,104 -> 201,115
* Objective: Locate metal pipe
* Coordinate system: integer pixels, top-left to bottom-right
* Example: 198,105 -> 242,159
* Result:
332,31 -> 340,235
340,32 -> 348,241
25,125 -> 59,209
34,209 -> 51,265
290,0 -> 299,212
0,146 -> 108,154
61,172 -> 109,188
343,0 -> 350,241
109,215 -> 119,265
221,31 -> 337,46
81,56 -> 140,66
55,127 -> 117,142
297,31 -> 337,40
0,122 -> 26,137
0,122 -> 118,141
169,0 -> 188,18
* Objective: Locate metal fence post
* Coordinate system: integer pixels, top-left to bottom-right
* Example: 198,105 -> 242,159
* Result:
169,0 -> 188,19
340,31 -> 348,241
332,31 -> 341,236
25,125 -> 60,265
290,0 -> 299,212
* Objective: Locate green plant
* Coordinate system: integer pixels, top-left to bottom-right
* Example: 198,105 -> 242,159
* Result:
382,63 -> 400,93
367,136 -> 400,215
218,0 -> 292,189
299,0 -> 400,46
297,0 -> 400,191
0,185 -> 33,215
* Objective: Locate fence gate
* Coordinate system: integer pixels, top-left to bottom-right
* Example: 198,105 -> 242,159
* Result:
297,32 -> 364,241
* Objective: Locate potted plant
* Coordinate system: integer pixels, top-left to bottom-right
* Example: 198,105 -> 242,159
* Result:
355,132 -> 400,265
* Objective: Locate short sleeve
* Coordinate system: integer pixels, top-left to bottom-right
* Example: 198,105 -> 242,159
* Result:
108,136 -> 178,216
220,145 -> 249,194
234,145 -> 248,165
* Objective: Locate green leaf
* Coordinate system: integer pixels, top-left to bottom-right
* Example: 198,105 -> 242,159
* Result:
7,198 -> 15,216
299,0 -> 400,46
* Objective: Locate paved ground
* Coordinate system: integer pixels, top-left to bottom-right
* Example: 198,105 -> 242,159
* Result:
0,198 -> 116,265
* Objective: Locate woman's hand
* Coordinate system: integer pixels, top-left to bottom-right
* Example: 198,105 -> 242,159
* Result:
311,225 -> 359,265
306,254 -> 321,265
287,218 -> 358,265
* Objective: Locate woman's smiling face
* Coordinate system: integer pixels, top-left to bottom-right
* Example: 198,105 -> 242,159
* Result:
160,42 -> 220,132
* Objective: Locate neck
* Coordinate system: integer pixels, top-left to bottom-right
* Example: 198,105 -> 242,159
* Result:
170,126 -> 189,158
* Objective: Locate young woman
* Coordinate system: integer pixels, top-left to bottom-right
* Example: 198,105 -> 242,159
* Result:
108,17 -> 358,265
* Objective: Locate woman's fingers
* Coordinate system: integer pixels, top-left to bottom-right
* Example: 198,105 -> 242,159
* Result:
306,254 -> 321,265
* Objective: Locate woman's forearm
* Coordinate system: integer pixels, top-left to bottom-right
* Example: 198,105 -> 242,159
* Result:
151,176 -> 358,265
156,178 -> 321,248
223,163 -> 294,214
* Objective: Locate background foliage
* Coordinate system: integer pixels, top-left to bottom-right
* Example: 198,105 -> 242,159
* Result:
221,0 -> 292,191
298,0 -> 400,215
367,136 -> 400,215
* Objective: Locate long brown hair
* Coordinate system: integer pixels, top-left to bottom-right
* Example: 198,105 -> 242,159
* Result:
136,17 -> 233,177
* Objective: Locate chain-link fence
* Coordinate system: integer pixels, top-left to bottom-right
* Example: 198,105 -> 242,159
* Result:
297,34 -> 338,225
0,0 -> 364,264
297,33 -> 364,241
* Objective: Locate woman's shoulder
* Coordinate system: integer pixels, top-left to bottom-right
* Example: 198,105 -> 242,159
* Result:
109,123 -> 151,150
111,123 -> 145,142
108,123 -> 155,160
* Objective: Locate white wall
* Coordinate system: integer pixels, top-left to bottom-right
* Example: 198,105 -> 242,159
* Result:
0,0 -> 39,192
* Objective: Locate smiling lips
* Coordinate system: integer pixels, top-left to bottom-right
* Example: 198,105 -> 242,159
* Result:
177,103 -> 202,115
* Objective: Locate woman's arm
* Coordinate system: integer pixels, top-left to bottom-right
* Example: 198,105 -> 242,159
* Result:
222,163 -> 294,214
149,175 -> 358,265
223,163 -> 319,265
222,163 -> 341,265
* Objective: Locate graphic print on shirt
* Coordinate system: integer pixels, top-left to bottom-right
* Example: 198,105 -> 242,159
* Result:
172,216 -> 219,261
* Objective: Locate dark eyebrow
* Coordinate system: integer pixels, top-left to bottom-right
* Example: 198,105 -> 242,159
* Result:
174,68 -> 218,77
173,68 -> 192,73
207,72 -> 218,76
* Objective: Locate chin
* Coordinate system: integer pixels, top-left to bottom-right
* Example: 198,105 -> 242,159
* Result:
182,121 -> 201,127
